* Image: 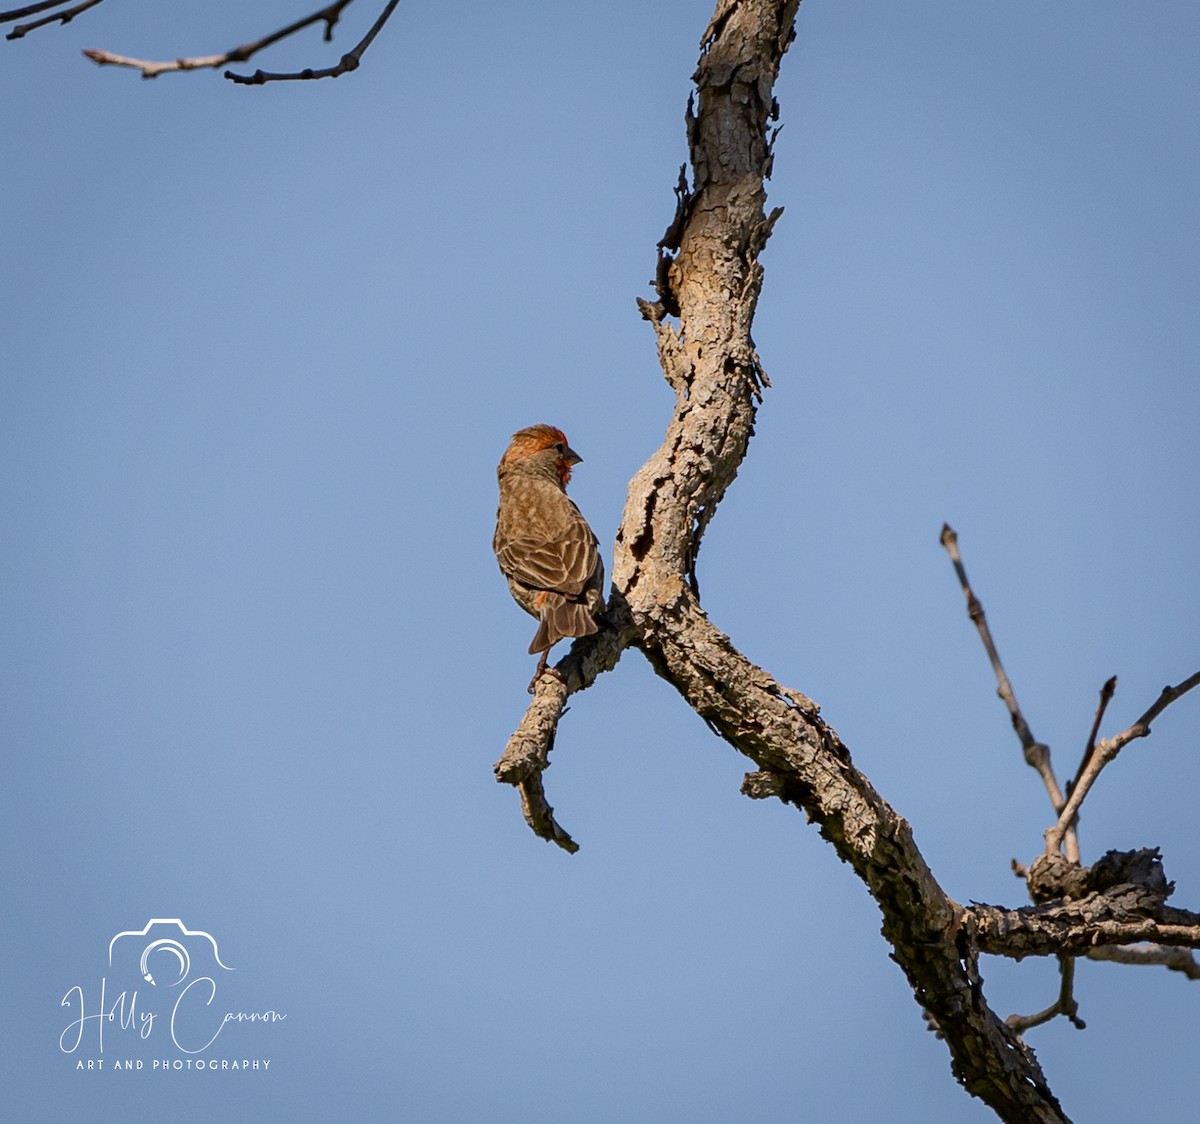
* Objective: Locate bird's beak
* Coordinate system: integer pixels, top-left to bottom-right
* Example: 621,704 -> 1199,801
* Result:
564,446 -> 582,466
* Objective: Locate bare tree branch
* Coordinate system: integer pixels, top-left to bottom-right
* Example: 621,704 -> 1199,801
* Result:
586,4 -> 1071,1119
939,524 -> 1043,760
3,0 -> 101,41
5,0 -> 399,84
494,672 -> 577,852
80,0 -> 357,80
498,0 -> 1169,1115
1087,943 -> 1200,980
940,523 -> 1079,862
1045,671 -> 1200,855
1072,675 -> 1117,796
1,0 -> 86,24
1006,956 -> 1085,1035
971,898 -> 1200,959
1,0 -> 79,19
493,601 -> 636,852
971,848 -> 1200,964
225,0 -> 399,85
8,0 -> 1195,1117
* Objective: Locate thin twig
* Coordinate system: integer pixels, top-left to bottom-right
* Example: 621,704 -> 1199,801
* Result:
940,524 -> 1079,860
1070,675 -> 1117,797
3,0 -> 102,40
81,0 -> 356,79
1087,943 -> 1200,980
226,0 -> 398,85
939,525 -> 1040,752
1045,671 -> 1200,855
1006,955 -> 1086,1035
1131,670 -> 1200,732
1,0 -> 81,23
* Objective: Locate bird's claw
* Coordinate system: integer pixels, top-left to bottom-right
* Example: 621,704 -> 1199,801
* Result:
527,662 -> 564,694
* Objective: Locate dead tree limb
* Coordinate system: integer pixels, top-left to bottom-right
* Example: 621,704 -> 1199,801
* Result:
493,3 -> 1103,1120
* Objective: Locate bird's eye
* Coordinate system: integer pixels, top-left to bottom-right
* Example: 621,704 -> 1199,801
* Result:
554,442 -> 565,453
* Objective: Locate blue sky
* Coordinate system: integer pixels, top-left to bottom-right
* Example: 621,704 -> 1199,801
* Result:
2,2 -> 1198,1121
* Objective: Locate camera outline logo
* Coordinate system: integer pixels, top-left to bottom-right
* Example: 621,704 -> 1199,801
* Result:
108,919 -> 234,988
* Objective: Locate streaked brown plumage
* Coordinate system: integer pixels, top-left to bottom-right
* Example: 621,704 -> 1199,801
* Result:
494,424 -> 605,673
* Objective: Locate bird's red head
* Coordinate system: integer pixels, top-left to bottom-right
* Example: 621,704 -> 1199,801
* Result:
501,424 -> 581,487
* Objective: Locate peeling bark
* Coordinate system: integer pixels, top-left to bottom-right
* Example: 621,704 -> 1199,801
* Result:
495,3 -> 1197,1121
4,1 -> 1193,1119
613,4 -> 1069,1117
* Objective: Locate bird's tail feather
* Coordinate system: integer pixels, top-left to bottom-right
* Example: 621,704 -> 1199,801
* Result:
528,596 -> 600,654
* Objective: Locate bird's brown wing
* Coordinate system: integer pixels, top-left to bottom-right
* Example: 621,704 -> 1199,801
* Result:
495,501 -> 599,598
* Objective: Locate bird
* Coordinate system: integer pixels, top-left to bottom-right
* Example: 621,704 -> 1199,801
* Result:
494,424 -> 605,682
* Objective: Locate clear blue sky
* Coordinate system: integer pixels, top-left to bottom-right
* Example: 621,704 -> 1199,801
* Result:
3,2 -> 1198,1121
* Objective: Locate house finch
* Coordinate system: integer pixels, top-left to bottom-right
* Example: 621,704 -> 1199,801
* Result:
494,424 -> 605,677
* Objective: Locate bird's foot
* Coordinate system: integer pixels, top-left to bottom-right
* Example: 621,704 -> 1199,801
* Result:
527,656 -> 564,695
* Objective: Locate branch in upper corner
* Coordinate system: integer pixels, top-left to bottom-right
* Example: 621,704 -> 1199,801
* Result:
939,523 -> 1079,860
79,0 -> 356,79
7,0 -> 400,85
225,0 -> 399,85
2,0 -> 102,40
1044,670 -> 1200,856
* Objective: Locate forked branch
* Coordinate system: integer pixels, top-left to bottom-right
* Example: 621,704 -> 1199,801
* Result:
225,0 -> 399,85
4,0 -> 401,83
1006,957 -> 1085,1035
2,0 -> 102,40
8,0 -> 1192,1118
494,4 -> 1077,1121
81,1 -> 356,79
940,523 -> 1079,861
1045,671 -> 1200,855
